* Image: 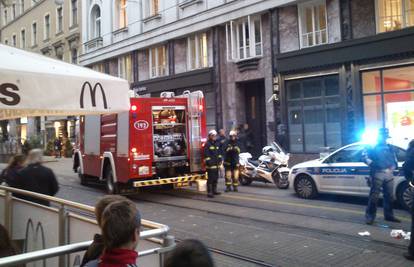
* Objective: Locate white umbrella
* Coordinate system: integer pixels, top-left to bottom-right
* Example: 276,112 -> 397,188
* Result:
0,44 -> 130,120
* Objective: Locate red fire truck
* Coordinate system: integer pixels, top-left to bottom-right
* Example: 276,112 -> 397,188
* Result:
73,91 -> 207,194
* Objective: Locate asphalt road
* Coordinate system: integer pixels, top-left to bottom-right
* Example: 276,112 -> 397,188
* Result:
7,158 -> 414,267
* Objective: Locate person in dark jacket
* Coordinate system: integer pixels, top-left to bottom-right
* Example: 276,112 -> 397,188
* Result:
204,130 -> 222,198
403,140 -> 414,261
0,154 -> 25,187
363,128 -> 400,225
224,131 -> 241,192
80,195 -> 128,267
216,129 -> 227,180
18,149 -> 59,206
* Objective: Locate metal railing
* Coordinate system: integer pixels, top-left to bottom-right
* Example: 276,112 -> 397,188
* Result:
0,185 -> 175,267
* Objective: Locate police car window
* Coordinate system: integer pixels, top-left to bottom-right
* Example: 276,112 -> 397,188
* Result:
326,145 -> 365,163
392,146 -> 406,162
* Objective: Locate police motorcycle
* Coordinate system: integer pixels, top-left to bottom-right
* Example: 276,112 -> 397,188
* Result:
239,142 -> 290,189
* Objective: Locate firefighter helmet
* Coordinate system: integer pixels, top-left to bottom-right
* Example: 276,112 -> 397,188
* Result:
208,130 -> 217,136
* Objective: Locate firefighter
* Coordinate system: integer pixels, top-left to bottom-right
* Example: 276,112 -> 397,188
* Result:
217,129 -> 227,180
204,130 -> 222,198
224,130 -> 241,192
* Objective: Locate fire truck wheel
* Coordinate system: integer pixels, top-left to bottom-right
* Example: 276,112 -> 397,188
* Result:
105,166 -> 119,194
78,167 -> 88,186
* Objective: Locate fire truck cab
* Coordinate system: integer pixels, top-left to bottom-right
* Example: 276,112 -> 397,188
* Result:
73,91 -> 207,194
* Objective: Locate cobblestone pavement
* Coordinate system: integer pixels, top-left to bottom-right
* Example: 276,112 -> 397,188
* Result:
2,158 -> 413,266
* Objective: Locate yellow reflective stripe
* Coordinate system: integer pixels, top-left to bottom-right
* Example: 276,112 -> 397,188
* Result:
235,147 -> 240,153
209,146 -> 216,150
218,155 -> 222,158
206,166 -> 218,169
204,157 -> 211,161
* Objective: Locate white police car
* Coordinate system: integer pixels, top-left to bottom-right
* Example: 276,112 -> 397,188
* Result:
289,139 -> 414,210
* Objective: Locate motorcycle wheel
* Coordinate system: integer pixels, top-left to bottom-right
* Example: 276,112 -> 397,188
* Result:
239,174 -> 253,186
272,172 -> 288,189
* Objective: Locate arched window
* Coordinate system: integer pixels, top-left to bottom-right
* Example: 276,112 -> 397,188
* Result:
115,0 -> 127,29
90,5 -> 101,39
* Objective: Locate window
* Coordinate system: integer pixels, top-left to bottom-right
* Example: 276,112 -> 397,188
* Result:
187,32 -> 208,70
32,22 -> 37,46
90,5 -> 101,39
3,9 -> 7,25
225,15 -> 262,61
12,34 -> 16,47
118,55 -> 133,83
56,7 -> 63,33
44,14 -> 50,40
149,0 -> 159,16
287,75 -> 341,153
12,4 -> 16,20
377,0 -> 414,32
298,0 -> 328,48
116,0 -> 127,29
4,39 -> 8,45
71,48 -> 77,64
20,29 -> 25,49
326,145 -> 365,163
31,0 -> 36,7
20,0 -> 24,14
71,0 -> 78,26
362,65 -> 414,138
149,45 -> 168,78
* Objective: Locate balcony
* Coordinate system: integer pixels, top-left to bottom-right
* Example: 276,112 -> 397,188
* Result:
112,27 -> 128,43
84,37 -> 103,52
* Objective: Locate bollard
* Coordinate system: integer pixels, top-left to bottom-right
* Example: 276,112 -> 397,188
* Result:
159,235 -> 175,267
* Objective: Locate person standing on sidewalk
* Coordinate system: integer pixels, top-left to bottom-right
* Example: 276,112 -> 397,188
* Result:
217,129 -> 227,181
403,140 -> 414,261
224,131 -> 241,192
363,128 -> 400,225
204,130 -> 222,198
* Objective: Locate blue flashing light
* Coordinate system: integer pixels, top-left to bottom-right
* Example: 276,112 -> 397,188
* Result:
360,128 -> 378,145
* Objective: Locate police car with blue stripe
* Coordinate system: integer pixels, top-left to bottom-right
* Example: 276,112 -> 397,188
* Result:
289,138 -> 414,210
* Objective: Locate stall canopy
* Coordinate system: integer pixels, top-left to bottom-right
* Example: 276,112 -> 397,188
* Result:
0,44 -> 130,120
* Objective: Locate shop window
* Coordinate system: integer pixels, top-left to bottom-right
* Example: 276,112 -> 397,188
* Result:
115,0 -> 127,30
149,45 -> 168,78
90,5 -> 101,39
187,32 -> 208,71
377,0 -> 414,32
92,63 -> 105,73
118,54 -> 133,83
362,65 -> 414,138
286,75 -> 341,153
225,15 -> 262,61
298,0 -> 328,48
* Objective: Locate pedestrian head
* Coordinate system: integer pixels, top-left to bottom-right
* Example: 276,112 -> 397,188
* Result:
208,130 -> 217,141
164,239 -> 214,267
7,154 -> 25,169
218,129 -> 225,137
229,130 -> 237,141
101,199 -> 141,251
243,123 -> 249,130
94,195 -> 128,227
26,149 -> 43,165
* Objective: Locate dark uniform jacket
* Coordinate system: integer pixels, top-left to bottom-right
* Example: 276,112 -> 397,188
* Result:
365,143 -> 398,172
403,147 -> 414,182
80,234 -> 104,267
224,140 -> 241,168
204,140 -> 222,169
216,135 -> 227,157
18,163 -> 59,206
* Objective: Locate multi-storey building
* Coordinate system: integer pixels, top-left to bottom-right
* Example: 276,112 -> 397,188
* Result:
80,0 -> 294,156
273,0 -> 414,158
0,0 -> 81,144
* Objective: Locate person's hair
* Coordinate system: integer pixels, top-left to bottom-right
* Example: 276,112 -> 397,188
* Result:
101,200 -> 141,250
0,224 -> 17,258
164,239 -> 214,267
7,154 -> 25,169
409,140 -> 414,150
94,195 -> 127,226
26,149 -> 43,165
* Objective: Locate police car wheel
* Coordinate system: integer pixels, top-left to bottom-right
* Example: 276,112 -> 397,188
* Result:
294,175 -> 317,199
397,182 -> 414,211
239,175 -> 253,186
105,167 -> 119,194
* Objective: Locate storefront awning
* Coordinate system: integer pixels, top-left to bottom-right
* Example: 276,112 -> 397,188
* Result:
0,44 -> 130,120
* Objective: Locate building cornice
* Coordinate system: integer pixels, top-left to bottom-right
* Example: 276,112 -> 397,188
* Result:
79,0 -> 294,66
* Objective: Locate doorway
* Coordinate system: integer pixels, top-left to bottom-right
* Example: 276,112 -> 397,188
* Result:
238,80 -> 266,157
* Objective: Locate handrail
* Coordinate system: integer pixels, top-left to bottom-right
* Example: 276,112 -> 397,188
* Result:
0,185 -> 169,230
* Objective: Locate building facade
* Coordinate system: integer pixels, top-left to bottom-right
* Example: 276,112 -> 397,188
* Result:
0,0 -> 81,144
79,0 -> 295,156
273,0 -> 414,159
